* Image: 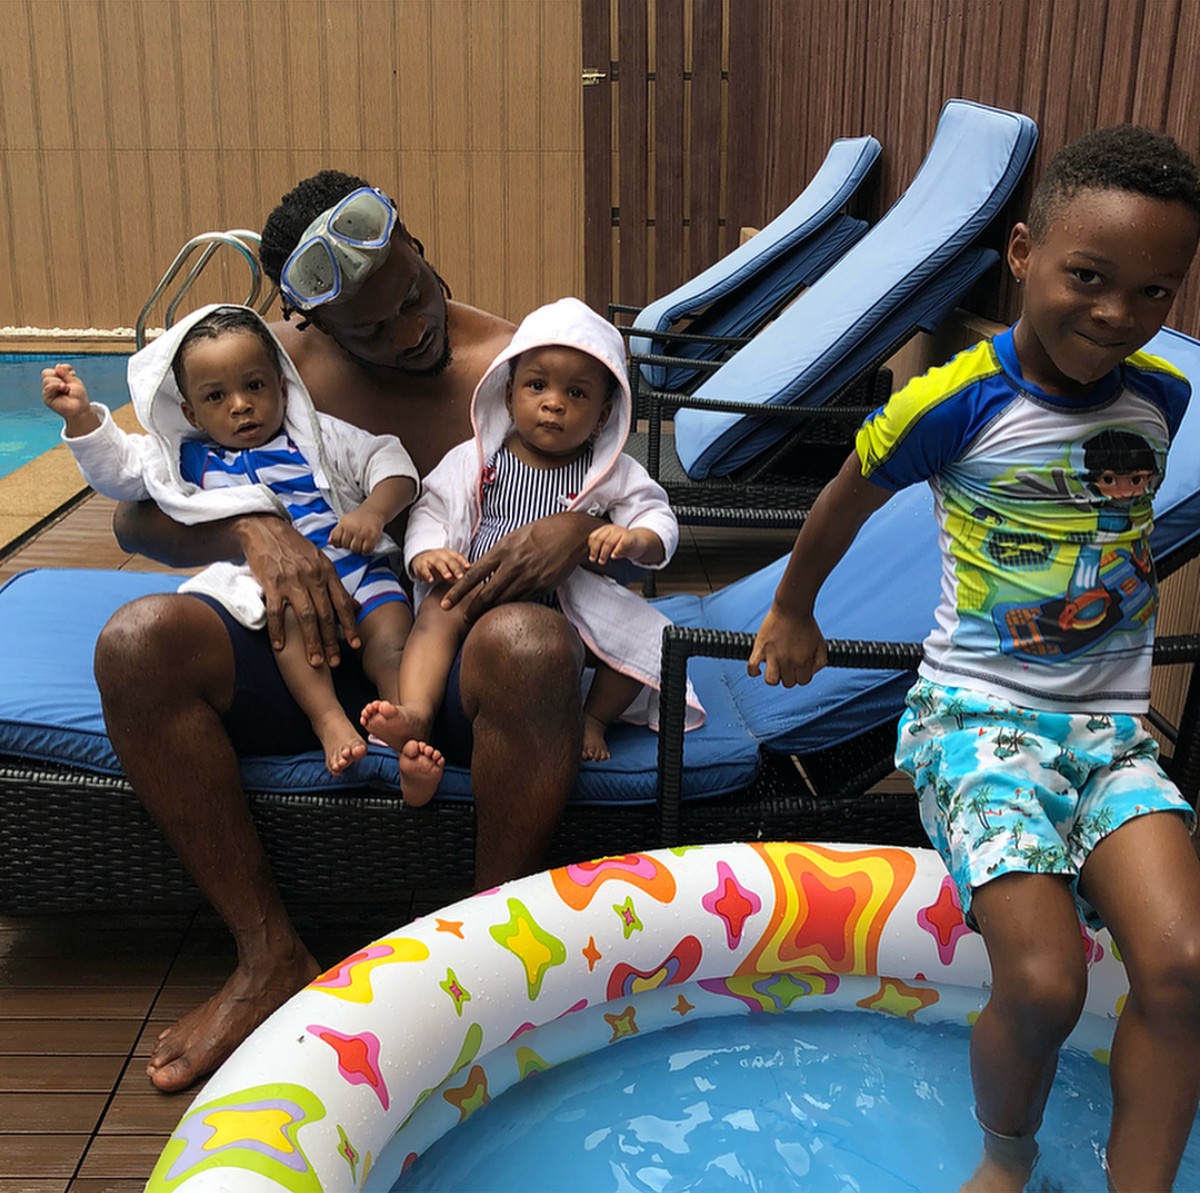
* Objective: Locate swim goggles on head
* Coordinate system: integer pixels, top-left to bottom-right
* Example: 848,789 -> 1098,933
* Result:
279,187 -> 398,310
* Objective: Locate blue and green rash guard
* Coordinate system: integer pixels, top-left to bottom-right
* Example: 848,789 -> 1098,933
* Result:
856,327 -> 1190,713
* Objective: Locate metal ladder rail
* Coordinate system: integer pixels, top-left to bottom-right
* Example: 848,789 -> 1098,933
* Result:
135,230 -> 279,349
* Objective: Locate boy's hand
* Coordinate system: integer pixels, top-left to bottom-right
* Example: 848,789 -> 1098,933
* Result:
747,603 -> 828,687
587,523 -> 659,565
41,363 -> 100,436
329,508 -> 386,555
411,548 -> 469,585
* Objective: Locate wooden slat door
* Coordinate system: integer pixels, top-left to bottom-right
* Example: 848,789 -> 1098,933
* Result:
581,0 -> 744,315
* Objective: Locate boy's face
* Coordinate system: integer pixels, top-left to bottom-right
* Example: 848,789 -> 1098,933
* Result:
504,345 -> 613,467
312,229 -> 450,376
178,331 -> 287,450
1007,188 -> 1200,397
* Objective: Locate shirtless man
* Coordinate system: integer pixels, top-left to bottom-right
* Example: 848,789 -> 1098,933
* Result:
98,171 -> 601,1092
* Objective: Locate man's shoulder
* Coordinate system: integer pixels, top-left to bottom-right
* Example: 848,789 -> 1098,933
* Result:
448,301 -> 516,353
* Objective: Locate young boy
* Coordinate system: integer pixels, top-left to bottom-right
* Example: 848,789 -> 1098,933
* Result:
362,296 -> 704,804
43,304 -> 419,775
748,125 -> 1200,1191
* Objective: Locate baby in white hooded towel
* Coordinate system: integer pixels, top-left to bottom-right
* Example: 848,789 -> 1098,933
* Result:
43,303 -> 419,776
361,296 -> 705,805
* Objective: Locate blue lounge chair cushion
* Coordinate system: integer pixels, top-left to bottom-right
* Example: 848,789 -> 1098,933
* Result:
0,570 -> 760,806
629,135 -> 882,388
674,99 -> 1039,480
637,213 -> 870,394
694,325 -> 1200,755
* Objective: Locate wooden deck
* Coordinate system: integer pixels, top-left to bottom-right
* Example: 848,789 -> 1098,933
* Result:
0,491 -> 804,1190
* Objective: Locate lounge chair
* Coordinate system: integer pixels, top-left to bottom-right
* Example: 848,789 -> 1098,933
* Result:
627,98 -> 1039,532
614,135 -> 881,398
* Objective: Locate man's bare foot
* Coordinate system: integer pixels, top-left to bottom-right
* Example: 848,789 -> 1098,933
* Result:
400,739 -> 445,806
313,712 -> 369,775
360,699 -> 432,751
582,713 -> 611,761
146,949 -> 320,1092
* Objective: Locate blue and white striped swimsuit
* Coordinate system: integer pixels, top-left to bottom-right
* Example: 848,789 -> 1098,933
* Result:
180,432 -> 407,622
471,445 -> 592,608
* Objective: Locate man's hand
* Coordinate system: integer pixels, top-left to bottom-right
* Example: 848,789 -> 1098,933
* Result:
411,548 -> 469,585
237,517 -> 361,665
747,603 -> 828,688
441,512 -> 595,621
329,507 -> 386,556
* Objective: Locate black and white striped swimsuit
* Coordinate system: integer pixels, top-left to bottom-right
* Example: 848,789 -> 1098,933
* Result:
471,444 -> 592,607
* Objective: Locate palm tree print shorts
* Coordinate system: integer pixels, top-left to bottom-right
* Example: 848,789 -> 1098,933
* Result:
896,679 -> 1194,929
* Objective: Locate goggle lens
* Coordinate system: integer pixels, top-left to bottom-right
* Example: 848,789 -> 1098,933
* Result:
287,239 -> 341,302
328,190 -> 395,247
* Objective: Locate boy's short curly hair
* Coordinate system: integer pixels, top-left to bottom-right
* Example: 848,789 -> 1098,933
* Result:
1027,125 -> 1200,240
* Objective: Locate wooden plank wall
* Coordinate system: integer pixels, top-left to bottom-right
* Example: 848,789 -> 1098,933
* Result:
727,0 -> 1200,335
0,0 -> 584,331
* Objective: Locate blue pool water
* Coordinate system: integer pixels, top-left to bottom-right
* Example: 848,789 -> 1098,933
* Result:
0,352 -> 131,481
399,1009 -> 1200,1191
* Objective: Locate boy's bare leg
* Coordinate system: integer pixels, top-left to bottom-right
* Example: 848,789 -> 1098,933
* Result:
581,664 -> 642,761
1079,812 -> 1200,1192
275,608 -> 367,775
963,873 -> 1087,1192
361,588 -> 463,804
93,595 -> 320,1092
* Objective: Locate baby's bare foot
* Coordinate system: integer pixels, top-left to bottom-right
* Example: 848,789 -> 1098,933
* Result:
582,713 -> 611,761
314,713 -> 368,775
400,739 -> 445,806
361,699 -> 431,751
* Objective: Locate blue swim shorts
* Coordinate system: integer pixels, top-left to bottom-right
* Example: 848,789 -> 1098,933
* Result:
895,678 -> 1194,929
194,595 -> 472,768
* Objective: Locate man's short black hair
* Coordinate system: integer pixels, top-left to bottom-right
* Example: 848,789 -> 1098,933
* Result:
1028,125 -> 1200,240
259,170 -> 375,285
172,306 -> 283,397
258,169 -> 451,313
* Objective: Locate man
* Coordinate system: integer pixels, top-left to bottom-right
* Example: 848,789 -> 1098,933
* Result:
99,171 -> 603,1091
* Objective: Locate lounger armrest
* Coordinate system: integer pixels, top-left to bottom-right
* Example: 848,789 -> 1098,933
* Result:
656,629 -> 1200,844
656,627 -> 921,844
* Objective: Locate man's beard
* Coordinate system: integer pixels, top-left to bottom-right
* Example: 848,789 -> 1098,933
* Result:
406,331 -> 453,377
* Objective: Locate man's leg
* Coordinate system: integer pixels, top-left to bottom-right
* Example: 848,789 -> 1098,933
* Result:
1079,812 -> 1200,1191
458,604 -> 584,890
93,594 -> 320,1092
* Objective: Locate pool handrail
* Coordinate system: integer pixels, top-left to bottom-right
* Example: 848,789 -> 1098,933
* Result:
135,230 -> 278,349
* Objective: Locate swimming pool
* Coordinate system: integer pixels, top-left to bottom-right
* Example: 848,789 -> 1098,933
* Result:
0,352 -> 131,481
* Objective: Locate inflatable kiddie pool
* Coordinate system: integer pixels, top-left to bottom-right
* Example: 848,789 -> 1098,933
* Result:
146,842 -> 1129,1191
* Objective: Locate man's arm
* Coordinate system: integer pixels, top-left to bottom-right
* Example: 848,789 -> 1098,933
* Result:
748,451 -> 893,687
113,501 -> 361,665
439,511 -> 605,621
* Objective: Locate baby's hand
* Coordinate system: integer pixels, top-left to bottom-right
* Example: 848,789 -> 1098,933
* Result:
588,522 -> 641,565
329,508 -> 386,555
411,548 -> 469,584
41,364 -> 94,429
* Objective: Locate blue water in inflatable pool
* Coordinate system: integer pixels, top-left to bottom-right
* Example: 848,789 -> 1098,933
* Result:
398,1009 -> 1200,1191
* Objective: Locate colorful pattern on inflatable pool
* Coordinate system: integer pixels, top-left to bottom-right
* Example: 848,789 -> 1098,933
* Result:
146,843 -> 1129,1192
